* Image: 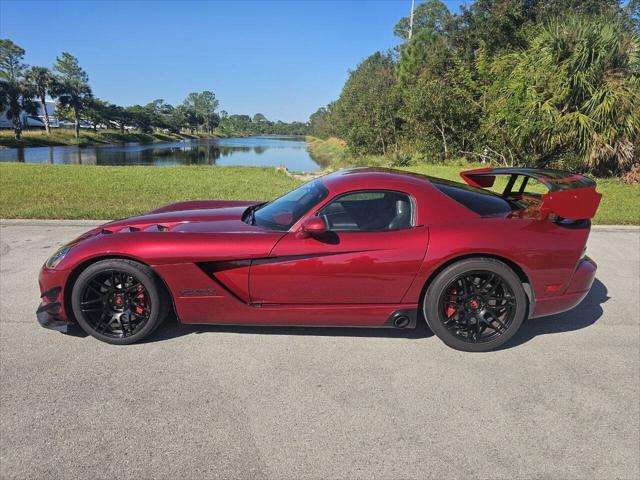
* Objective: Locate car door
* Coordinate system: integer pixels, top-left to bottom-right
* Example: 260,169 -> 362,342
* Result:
249,190 -> 429,305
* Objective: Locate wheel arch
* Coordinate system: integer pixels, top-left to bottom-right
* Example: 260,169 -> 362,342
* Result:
63,255 -> 177,324
417,253 -> 533,320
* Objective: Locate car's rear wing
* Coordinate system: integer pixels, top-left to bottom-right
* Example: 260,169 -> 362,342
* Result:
460,167 -> 602,220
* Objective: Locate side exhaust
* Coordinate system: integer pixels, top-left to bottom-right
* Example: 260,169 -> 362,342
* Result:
385,310 -> 417,329
393,315 -> 410,328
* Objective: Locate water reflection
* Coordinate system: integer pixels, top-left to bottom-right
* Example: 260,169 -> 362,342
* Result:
0,136 -> 321,172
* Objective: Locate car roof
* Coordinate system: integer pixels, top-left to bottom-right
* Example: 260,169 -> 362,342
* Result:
317,167 -> 518,222
320,167 -> 435,193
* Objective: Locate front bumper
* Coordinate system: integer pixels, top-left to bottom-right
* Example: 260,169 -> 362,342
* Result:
37,301 -> 71,332
36,267 -> 74,332
532,256 -> 597,318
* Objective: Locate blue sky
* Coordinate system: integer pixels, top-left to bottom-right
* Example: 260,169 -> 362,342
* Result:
0,1 -> 467,122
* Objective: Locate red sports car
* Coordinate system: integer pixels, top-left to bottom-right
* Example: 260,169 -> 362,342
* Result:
37,167 -> 601,352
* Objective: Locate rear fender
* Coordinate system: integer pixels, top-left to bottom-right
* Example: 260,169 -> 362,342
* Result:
402,220 -> 589,306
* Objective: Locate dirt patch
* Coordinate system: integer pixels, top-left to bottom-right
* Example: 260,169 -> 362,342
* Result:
275,166 -> 333,182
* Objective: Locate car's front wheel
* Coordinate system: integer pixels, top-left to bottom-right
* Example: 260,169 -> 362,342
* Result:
71,259 -> 168,345
423,258 -> 527,352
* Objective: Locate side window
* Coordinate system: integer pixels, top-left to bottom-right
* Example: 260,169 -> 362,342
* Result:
317,190 -> 413,232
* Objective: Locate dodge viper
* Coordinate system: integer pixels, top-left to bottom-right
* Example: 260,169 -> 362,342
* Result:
37,167 -> 602,352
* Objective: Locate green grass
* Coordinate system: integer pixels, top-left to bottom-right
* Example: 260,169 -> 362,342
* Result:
0,164 -> 299,219
1,162 -> 637,224
306,136 -> 388,168
0,129 -> 219,148
586,178 -> 640,225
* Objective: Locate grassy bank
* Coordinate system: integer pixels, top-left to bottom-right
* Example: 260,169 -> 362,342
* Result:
0,164 -> 298,219
1,161 -> 638,224
307,137 -> 640,225
306,136 -> 388,169
0,129 -> 219,148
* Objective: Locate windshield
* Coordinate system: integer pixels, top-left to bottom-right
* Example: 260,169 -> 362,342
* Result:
250,179 -> 329,231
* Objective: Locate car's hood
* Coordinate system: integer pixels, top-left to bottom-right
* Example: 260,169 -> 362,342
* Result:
55,200 -> 283,271
100,200 -> 264,234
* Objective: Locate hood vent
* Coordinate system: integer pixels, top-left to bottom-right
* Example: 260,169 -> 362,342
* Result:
143,224 -> 171,232
100,223 -> 175,235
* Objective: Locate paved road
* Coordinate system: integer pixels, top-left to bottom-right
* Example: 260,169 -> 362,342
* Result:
1,221 -> 638,480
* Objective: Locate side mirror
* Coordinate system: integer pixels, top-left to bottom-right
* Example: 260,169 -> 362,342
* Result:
297,216 -> 327,239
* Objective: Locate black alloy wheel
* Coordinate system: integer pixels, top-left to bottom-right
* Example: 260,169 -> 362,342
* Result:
71,259 -> 168,345
439,271 -> 516,343
424,258 -> 527,352
79,269 -> 151,338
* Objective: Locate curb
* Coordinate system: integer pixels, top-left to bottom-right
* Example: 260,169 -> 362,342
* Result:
2,219 -> 639,231
1,219 -> 109,227
591,225 -> 640,232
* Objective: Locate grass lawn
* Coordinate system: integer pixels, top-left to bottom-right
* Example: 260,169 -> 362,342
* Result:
0,128 -> 218,148
0,161 -> 637,224
0,164 -> 299,219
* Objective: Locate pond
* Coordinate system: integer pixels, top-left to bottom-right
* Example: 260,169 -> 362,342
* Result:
0,135 -> 321,172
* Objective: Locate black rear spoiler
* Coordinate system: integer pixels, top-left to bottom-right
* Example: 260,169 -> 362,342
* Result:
460,167 -> 602,220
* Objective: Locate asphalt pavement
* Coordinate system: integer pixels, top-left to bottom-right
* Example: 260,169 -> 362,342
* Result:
1,220 -> 638,479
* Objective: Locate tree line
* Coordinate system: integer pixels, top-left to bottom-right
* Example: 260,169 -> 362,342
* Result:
309,0 -> 639,176
0,40 -> 307,140
217,112 -> 308,137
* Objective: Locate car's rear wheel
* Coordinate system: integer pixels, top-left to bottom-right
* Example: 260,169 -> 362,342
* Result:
71,259 -> 168,345
423,258 -> 527,352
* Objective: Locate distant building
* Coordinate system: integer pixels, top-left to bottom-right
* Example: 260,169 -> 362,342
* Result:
57,119 -> 96,130
0,100 -> 59,129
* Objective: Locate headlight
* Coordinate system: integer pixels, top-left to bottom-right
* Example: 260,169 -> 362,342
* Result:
46,246 -> 71,269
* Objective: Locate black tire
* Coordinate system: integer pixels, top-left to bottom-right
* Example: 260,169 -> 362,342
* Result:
423,258 -> 527,352
71,259 -> 169,345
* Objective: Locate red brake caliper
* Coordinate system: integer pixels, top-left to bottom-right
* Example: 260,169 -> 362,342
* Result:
446,288 -> 457,317
135,285 -> 145,315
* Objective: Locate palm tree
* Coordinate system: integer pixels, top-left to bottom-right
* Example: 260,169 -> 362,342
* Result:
52,52 -> 92,138
0,39 -> 37,139
83,97 -> 109,132
487,15 -> 640,175
26,66 -> 57,134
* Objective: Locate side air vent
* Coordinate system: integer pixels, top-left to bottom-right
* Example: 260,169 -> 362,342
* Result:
102,224 -> 174,234
143,223 -> 181,232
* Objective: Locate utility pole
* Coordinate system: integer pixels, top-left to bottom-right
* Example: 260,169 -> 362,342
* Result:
408,0 -> 416,41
